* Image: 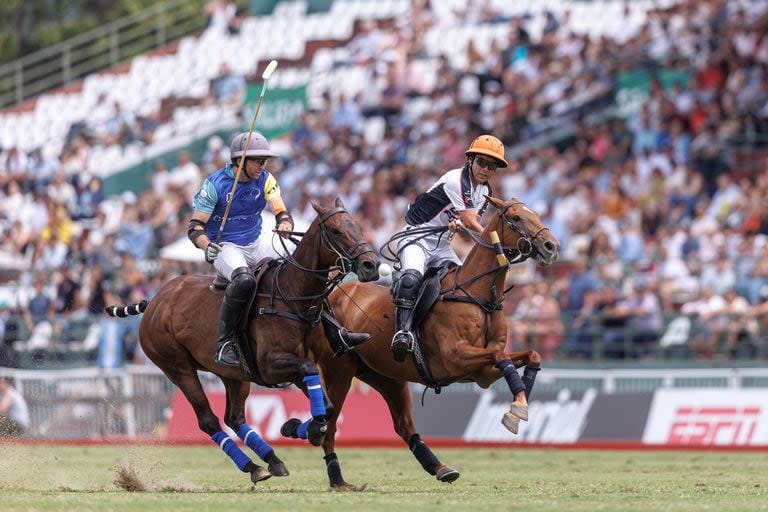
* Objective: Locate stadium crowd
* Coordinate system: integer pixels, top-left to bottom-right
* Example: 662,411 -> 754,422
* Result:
1,0 -> 768,368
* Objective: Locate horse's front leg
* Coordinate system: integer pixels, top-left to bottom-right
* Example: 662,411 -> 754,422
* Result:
221,378 -> 289,477
451,343 -> 528,434
262,352 -> 330,447
505,349 -> 542,401
454,314 -> 532,435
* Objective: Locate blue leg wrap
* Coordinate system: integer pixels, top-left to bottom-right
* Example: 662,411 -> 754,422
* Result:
237,424 -> 274,462
303,374 -> 327,418
211,431 -> 251,472
495,359 -> 526,396
296,419 -> 311,439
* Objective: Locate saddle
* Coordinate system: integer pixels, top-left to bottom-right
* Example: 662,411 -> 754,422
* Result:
409,261 -> 456,334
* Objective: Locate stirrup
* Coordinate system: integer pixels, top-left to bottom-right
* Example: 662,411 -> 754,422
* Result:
215,339 -> 240,366
391,330 -> 415,362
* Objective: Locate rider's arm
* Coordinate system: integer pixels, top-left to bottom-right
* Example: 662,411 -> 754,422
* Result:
189,179 -> 217,250
458,209 -> 484,233
188,210 -> 212,250
264,173 -> 293,233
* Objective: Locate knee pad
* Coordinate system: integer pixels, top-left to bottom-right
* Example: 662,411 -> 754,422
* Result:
393,269 -> 423,303
227,266 -> 256,301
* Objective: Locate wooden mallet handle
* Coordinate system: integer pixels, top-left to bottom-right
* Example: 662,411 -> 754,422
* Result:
490,231 -> 508,267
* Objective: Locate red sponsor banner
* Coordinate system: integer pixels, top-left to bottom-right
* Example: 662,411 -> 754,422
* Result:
167,388 -> 393,442
643,390 -> 768,446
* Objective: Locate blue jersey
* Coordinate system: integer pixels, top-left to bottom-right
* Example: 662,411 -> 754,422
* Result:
193,164 -> 282,245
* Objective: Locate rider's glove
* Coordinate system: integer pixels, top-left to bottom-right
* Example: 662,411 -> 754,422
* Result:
205,242 -> 222,264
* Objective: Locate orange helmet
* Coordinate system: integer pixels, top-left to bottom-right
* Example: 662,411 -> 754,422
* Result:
465,135 -> 508,168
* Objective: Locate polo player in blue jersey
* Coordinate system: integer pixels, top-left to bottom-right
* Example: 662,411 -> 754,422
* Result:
187,131 -> 369,366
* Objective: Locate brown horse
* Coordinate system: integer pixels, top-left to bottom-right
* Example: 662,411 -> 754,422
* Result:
107,198 -> 380,484
295,196 -> 559,488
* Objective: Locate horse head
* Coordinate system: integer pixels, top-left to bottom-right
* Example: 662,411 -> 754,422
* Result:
307,197 -> 380,282
485,196 -> 559,267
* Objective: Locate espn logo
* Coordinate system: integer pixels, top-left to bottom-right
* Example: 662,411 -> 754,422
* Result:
667,407 -> 760,445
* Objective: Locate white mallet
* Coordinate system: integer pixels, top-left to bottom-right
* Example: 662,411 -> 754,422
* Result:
378,263 -> 393,278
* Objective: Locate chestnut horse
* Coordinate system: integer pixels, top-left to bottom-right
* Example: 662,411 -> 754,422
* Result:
296,196 -> 559,488
107,198 -> 380,484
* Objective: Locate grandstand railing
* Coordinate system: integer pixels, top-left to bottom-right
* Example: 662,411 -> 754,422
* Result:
0,0 -> 206,109
2,364 -> 768,438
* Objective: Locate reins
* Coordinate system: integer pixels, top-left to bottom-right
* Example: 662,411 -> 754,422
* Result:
259,207 -> 377,326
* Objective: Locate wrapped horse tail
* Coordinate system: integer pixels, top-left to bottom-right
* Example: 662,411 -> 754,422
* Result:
105,299 -> 149,318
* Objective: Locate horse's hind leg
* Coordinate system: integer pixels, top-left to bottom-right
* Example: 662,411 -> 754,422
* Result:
222,378 -> 289,477
358,368 -> 460,484
167,371 -> 270,484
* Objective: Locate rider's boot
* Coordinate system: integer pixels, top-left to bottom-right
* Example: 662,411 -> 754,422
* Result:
391,269 -> 423,362
215,267 -> 255,366
320,307 -> 371,356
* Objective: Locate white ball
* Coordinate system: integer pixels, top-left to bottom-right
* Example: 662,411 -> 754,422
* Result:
378,263 -> 393,277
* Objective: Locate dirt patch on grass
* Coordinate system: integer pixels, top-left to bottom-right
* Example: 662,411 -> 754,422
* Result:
114,465 -> 148,492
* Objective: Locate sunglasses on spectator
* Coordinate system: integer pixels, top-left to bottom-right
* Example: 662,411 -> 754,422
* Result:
474,156 -> 498,171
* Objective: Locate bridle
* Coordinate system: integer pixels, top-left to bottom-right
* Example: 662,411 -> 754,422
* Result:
463,201 -> 553,265
272,206 -> 375,296
442,201 -> 554,312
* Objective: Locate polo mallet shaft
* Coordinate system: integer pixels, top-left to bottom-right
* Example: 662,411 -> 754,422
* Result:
490,231 -> 508,267
216,59 -> 279,242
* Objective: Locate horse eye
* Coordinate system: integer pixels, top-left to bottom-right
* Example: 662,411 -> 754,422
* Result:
329,228 -> 342,236
511,215 -> 521,222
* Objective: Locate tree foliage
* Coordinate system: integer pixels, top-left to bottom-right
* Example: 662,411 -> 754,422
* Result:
0,0 -> 162,64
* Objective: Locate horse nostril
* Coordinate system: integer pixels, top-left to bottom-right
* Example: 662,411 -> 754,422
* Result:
361,260 -> 376,273
544,241 -> 555,253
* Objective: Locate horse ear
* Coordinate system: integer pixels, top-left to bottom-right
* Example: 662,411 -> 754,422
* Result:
311,201 -> 325,215
335,196 -> 345,209
484,195 -> 504,209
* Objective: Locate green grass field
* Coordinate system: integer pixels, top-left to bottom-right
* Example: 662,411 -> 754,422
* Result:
0,444 -> 766,512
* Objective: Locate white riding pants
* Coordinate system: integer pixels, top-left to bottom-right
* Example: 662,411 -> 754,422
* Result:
213,237 -> 285,281
397,230 -> 460,275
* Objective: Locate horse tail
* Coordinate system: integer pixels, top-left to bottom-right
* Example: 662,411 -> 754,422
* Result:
105,299 -> 149,318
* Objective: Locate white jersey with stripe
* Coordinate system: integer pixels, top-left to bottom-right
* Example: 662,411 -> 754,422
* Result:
405,165 -> 490,228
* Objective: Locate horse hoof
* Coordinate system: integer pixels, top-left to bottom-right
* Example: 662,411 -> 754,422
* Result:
502,412 -> 520,434
508,402 -> 529,422
307,418 -> 328,447
280,418 -> 302,439
435,465 -> 460,483
250,465 -> 272,484
268,461 -> 289,477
